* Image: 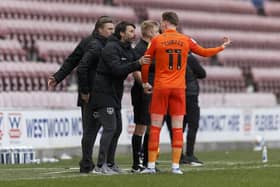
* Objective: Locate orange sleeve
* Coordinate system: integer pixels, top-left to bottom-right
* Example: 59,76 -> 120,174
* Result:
141,38 -> 156,83
189,38 -> 224,57
141,64 -> 150,83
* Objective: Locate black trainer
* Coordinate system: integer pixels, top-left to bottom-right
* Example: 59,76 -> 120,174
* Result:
186,155 -> 203,166
79,161 -> 95,173
131,164 -> 146,173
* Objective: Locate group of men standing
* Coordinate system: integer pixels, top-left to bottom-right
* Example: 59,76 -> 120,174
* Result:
48,11 -> 231,175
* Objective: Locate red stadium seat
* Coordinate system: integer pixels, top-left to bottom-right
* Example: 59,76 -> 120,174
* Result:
0,20 -> 93,49
200,66 -> 245,93
252,67 -> 280,95
115,0 -> 256,15
267,1 -> 280,17
0,0 -> 138,23
0,62 -> 11,91
219,49 -> 280,75
182,28 -> 280,50
147,8 -> 280,32
0,39 -> 26,61
27,0 -> 103,4
0,61 -> 62,92
115,0 -> 280,18
35,40 -> 78,63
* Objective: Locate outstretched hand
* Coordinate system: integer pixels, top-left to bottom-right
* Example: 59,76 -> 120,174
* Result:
48,76 -> 58,90
222,37 -> 232,48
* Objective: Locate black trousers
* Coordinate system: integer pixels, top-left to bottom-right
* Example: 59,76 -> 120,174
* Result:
94,107 -> 122,167
79,102 -> 101,171
166,95 -> 200,156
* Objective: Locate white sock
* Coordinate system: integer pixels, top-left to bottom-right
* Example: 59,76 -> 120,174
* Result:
172,163 -> 179,169
148,162 -> 155,169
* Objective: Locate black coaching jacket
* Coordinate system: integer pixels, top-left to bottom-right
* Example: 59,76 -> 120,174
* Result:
91,35 -> 141,110
77,33 -> 108,94
186,53 -> 206,96
52,34 -> 94,106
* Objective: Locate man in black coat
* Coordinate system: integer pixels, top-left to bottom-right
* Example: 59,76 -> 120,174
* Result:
47,16 -> 114,173
165,52 -> 206,166
91,21 -> 150,174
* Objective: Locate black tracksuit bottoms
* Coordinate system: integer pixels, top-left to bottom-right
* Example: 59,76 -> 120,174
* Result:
80,102 -> 101,171
93,107 -> 122,167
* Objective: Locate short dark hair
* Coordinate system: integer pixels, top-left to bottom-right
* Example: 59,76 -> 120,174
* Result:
93,16 -> 114,34
162,11 -> 179,26
114,21 -> 136,39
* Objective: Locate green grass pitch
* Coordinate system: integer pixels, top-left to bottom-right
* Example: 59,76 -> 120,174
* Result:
0,149 -> 279,187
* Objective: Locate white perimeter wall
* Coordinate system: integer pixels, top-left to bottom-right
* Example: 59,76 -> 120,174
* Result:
1,106 -> 280,149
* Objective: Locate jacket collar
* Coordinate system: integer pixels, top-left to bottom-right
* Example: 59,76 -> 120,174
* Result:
108,35 -> 132,49
93,32 -> 108,45
140,38 -> 148,46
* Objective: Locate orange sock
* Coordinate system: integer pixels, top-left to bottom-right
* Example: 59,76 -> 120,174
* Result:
148,125 -> 161,165
172,128 -> 183,165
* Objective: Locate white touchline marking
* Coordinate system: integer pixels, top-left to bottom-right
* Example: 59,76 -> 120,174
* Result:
1,164 -> 280,181
0,174 -> 94,181
68,167 -> 79,170
41,170 -> 76,175
183,164 -> 280,172
0,167 -> 73,171
158,160 -> 261,165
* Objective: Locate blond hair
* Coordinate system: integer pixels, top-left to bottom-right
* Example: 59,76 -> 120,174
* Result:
141,20 -> 159,37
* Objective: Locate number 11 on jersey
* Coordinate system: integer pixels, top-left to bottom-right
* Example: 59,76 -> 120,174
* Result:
166,49 -> 182,70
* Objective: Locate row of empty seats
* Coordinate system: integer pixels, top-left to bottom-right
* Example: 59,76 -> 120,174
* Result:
199,66 -> 246,93
35,40 -> 78,63
218,49 -> 280,75
0,20 -> 143,50
0,19 -> 92,48
25,0 -> 104,4
194,49 -> 280,75
0,0 -> 137,23
114,0 -> 280,17
183,28 -> 280,50
252,68 -> 280,94
0,39 -> 26,61
0,91 -> 78,108
147,8 -> 280,33
0,62 -> 67,92
1,0 -> 280,107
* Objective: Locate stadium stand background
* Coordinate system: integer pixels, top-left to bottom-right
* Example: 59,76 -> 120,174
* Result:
1,0 -> 280,108
1,0 -> 280,156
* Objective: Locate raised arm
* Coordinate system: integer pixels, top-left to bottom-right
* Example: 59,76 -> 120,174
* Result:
190,37 -> 231,57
